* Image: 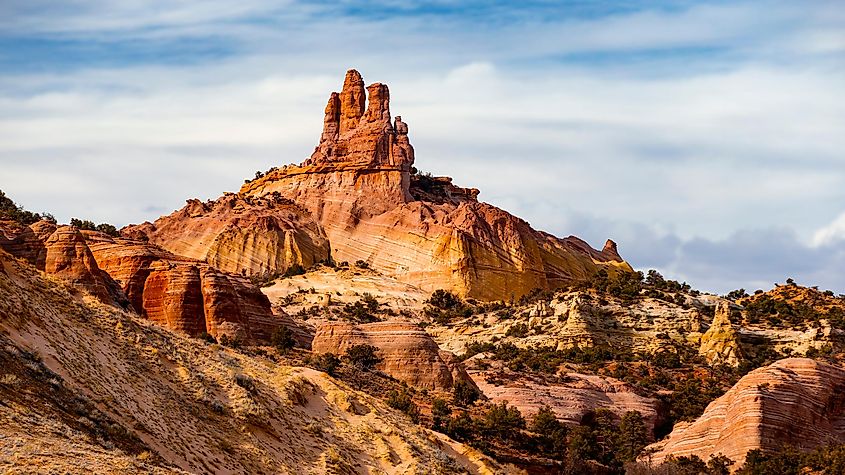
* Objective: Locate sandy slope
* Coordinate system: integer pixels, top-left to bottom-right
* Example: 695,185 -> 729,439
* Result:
0,250 -> 507,475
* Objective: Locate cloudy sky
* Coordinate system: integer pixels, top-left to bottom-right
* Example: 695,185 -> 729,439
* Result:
1,0 -> 844,293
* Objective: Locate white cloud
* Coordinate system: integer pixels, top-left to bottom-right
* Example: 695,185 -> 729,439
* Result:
0,0 -> 843,294
812,212 -> 845,247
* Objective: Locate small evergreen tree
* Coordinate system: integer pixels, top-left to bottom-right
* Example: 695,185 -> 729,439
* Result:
343,344 -> 381,371
452,379 -> 480,407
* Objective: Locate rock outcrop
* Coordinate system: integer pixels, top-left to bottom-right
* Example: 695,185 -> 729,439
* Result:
239,69 -> 632,300
0,248 -> 504,475
557,296 -> 607,349
0,221 -> 118,304
84,232 -> 277,342
699,301 -> 743,367
467,362 -> 662,436
643,358 -> 845,467
123,193 -> 330,277
312,320 -> 475,391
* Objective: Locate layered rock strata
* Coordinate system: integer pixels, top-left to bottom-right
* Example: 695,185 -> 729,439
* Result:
644,358 -> 845,467
123,193 -> 330,277
0,221 -> 117,304
312,320 -> 475,391
239,69 -> 631,300
466,360 -> 661,435
84,232 -> 276,342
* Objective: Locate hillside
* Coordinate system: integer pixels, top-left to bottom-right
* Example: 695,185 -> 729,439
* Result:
0,248 -> 504,474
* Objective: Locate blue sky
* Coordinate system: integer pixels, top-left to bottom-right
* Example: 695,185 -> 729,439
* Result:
1,0 -> 844,293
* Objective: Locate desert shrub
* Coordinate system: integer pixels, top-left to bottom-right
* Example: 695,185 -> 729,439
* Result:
343,344 -> 381,371
452,380 -> 480,407
95,223 -> 119,236
283,263 -> 305,278
431,398 -> 452,431
197,332 -> 217,344
425,289 -> 473,324
725,288 -> 749,301
531,405 -> 568,455
218,334 -> 242,349
651,350 -> 682,369
481,402 -> 525,440
285,376 -> 311,406
270,326 -> 296,353
209,400 -> 226,414
309,353 -> 340,375
428,289 -> 462,309
627,454 -> 732,475
445,411 -> 476,442
505,323 -> 530,338
665,376 -> 727,425
0,190 -> 54,225
341,294 -> 380,323
386,389 -> 420,423
354,260 -> 370,269
234,374 -> 255,393
464,342 -> 628,374
587,269 -> 644,301
69,218 -> 96,230
517,287 -> 554,306
617,411 -> 649,462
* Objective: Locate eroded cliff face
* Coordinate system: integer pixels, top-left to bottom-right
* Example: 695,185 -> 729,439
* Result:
312,320 -> 475,392
239,69 -> 631,300
0,221 -> 279,343
0,221 -> 118,305
123,193 -> 330,277
643,358 -> 845,467
84,232 -> 276,343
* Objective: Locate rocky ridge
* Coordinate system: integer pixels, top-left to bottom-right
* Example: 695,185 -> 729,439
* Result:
124,193 -> 330,277
234,69 -> 631,300
0,220 -> 281,343
643,358 -> 845,467
312,320 -> 475,392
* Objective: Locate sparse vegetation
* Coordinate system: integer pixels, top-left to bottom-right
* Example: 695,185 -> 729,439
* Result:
343,344 -> 381,371
0,190 -> 55,225
431,398 -> 452,431
425,289 -> 473,325
308,353 -> 340,375
386,389 -> 420,422
270,326 -> 296,353
452,380 -> 480,407
69,218 -> 120,236
234,373 -> 256,393
341,294 -> 381,323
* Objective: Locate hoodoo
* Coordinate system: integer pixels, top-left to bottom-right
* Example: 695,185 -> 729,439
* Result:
235,69 -> 632,300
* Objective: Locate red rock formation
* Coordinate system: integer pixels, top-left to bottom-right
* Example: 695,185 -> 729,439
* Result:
84,232 -> 276,342
240,69 -> 631,300
644,358 -> 845,467
123,193 -> 330,277
43,226 -> 114,303
0,221 -> 116,304
467,362 -> 661,435
312,320 -> 475,391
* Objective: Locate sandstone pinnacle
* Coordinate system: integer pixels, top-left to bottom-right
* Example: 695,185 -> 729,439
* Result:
339,69 -> 366,135
237,69 -> 636,300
